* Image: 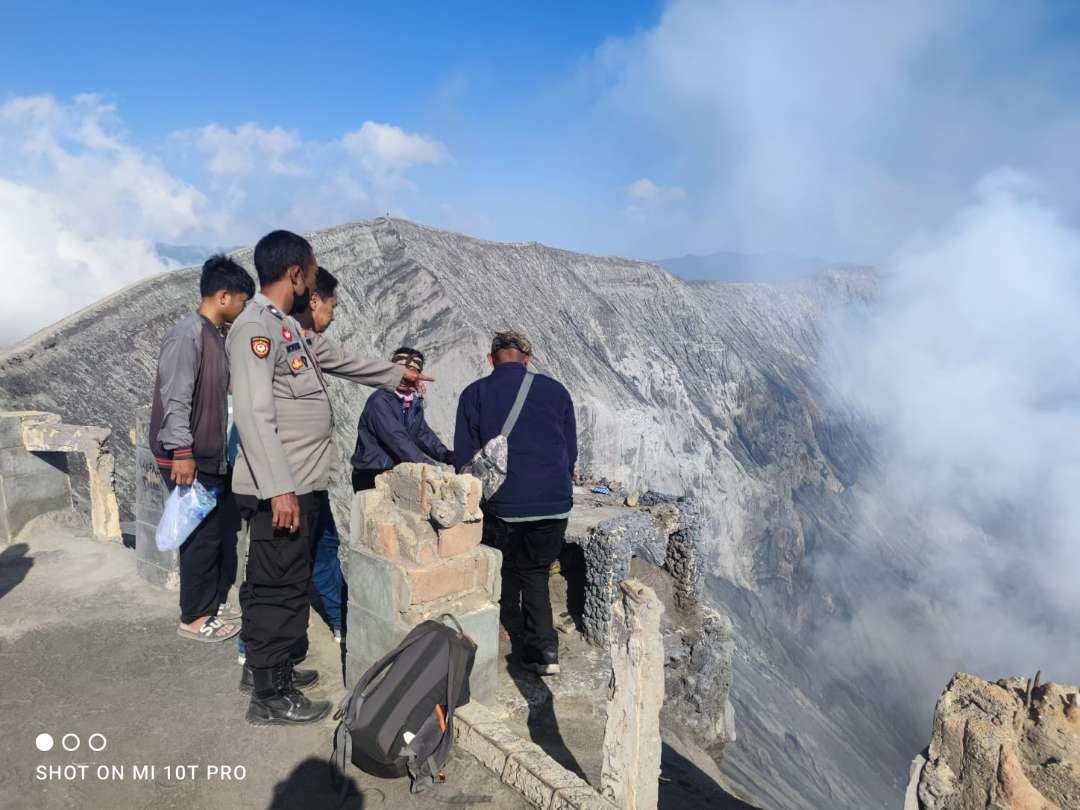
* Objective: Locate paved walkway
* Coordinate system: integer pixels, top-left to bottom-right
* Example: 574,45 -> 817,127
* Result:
0,526 -> 521,810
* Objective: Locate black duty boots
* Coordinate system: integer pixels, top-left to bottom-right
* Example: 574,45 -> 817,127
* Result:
240,662 -> 319,694
245,662 -> 331,725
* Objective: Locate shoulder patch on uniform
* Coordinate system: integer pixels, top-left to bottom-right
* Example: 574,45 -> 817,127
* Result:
250,336 -> 271,358
266,303 -> 284,320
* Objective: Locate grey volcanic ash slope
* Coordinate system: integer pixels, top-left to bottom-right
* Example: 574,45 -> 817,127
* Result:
0,217 -> 900,807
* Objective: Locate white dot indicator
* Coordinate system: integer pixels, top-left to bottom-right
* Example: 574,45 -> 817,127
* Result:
35,733 -> 54,752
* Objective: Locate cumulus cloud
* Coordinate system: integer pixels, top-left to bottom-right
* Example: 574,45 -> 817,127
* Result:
341,121 -> 447,192
627,178 -> 685,203
0,94 -> 208,345
173,119 -> 449,230
342,121 -> 447,172
0,96 -> 451,347
180,123 -> 304,177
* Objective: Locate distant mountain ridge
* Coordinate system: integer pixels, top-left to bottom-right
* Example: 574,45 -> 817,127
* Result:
0,217 -> 907,808
660,249 -> 858,282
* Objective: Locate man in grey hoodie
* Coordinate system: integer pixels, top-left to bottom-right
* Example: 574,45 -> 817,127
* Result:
149,255 -> 254,643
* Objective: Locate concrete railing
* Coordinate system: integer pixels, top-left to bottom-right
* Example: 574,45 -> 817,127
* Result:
0,410 -> 121,544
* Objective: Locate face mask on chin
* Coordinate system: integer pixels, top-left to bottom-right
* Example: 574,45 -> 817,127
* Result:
290,287 -> 311,316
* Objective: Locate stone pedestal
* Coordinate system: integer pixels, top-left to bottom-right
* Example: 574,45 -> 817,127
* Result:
133,407 -> 178,590
344,463 -> 502,702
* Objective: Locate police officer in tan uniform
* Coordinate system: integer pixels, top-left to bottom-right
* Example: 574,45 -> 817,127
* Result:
228,229 -> 430,725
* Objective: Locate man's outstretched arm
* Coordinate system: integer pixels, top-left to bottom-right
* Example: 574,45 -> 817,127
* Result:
306,332 -> 431,391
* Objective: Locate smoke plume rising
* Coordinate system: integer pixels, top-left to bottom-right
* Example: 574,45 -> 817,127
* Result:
821,169 -> 1080,725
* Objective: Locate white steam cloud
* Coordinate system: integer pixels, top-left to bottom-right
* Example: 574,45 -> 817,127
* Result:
821,170 -> 1080,716
0,95 -> 205,346
597,0 -> 1080,262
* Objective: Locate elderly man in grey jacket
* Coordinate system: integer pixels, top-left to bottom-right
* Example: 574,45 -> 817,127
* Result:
149,254 -> 254,644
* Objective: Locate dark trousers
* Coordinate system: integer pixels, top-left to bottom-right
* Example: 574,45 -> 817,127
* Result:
160,469 -> 235,624
351,468 -> 380,493
482,515 -> 567,655
235,492 -> 322,671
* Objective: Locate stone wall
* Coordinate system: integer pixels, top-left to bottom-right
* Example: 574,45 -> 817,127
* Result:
344,463 -> 502,701
566,489 -> 735,757
568,492 -> 702,647
0,410 -> 121,544
133,406 -> 178,589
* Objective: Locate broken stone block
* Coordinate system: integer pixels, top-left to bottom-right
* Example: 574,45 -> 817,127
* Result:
437,520 -> 483,557
911,672 -> 1080,810
379,463 -> 434,515
405,548 -> 490,604
345,462 -> 501,702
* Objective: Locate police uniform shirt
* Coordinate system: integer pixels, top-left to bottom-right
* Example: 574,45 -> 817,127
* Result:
227,292 -> 403,500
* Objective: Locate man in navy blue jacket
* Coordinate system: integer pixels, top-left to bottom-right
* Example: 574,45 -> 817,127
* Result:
455,331 -> 577,675
351,348 -> 454,492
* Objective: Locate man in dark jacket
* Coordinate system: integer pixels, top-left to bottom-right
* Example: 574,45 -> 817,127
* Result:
350,347 -> 454,492
454,331 -> 577,675
149,254 -> 254,643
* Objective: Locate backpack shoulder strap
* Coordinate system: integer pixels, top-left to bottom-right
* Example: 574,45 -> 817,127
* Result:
500,371 -> 535,437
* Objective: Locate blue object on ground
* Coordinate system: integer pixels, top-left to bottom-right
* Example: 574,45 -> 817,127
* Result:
590,485 -> 611,495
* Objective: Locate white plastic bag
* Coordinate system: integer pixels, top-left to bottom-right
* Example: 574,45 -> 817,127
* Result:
155,480 -> 219,551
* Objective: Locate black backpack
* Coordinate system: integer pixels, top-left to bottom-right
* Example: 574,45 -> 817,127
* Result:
331,614 -> 476,795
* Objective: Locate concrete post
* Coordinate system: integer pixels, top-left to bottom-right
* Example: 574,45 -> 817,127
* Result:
601,578 -> 665,810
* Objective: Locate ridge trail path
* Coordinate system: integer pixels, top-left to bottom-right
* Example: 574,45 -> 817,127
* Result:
0,524 -> 520,809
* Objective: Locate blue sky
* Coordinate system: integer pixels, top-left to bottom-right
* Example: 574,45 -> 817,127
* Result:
6,2 -> 659,140
3,1 -> 1080,341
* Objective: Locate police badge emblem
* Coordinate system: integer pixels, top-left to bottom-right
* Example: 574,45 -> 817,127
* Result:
251,337 -> 271,358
